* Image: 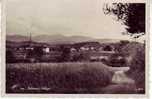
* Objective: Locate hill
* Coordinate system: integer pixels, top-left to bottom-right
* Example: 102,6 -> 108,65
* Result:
6,34 -> 120,44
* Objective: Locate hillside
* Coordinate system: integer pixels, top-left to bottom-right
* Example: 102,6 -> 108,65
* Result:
6,34 -> 121,44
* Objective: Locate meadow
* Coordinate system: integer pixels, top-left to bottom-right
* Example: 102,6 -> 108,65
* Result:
6,62 -> 138,94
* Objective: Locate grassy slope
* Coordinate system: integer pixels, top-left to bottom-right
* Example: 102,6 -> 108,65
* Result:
6,62 -> 137,94
6,62 -> 113,93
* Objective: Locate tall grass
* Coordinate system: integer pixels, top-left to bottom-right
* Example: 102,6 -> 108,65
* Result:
6,62 -> 113,93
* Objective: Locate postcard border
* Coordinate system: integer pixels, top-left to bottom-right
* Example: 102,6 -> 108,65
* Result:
1,0 -> 150,98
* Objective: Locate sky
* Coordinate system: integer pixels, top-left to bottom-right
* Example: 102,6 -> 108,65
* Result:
6,0 -> 131,39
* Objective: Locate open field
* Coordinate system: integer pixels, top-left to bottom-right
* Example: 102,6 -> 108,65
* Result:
6,62 -> 139,94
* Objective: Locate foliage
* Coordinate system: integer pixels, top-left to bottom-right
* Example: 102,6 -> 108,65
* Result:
121,42 -> 145,71
33,46 -> 44,60
114,40 -> 130,52
103,3 -> 145,37
120,42 -> 145,93
107,54 -> 126,67
58,46 -> 71,62
103,45 -> 112,51
6,50 -> 15,63
6,62 -> 113,93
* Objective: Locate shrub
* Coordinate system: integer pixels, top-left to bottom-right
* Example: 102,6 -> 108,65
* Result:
6,50 -> 15,63
121,42 -> 145,93
106,54 -> 126,67
121,42 -> 145,71
6,62 -> 113,93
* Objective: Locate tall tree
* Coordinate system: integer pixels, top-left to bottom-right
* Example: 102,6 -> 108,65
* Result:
103,3 -> 145,38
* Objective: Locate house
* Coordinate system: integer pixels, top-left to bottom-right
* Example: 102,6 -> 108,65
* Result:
42,47 -> 50,53
70,47 -> 77,52
89,52 -> 111,62
80,46 -> 89,51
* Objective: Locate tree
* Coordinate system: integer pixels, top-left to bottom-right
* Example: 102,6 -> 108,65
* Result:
103,3 -> 145,38
103,45 -> 112,51
6,50 -> 15,63
33,46 -> 44,61
59,45 -> 71,62
114,40 -> 130,53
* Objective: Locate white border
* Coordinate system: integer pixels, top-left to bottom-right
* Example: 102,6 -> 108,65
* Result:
0,0 -> 150,98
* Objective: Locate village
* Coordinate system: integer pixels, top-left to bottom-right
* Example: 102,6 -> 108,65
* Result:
6,40 -> 125,66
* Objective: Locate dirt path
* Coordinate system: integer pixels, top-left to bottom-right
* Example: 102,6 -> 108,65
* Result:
108,66 -> 135,84
112,70 -> 135,84
101,66 -> 137,94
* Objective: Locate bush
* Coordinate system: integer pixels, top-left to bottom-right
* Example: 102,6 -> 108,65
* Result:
6,50 -> 15,63
106,54 -> 126,67
121,42 -> 145,93
6,62 -> 113,93
121,42 -> 145,71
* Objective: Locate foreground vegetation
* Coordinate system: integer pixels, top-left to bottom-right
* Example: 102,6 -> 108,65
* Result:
6,62 -> 140,94
6,62 -> 114,93
6,42 -> 145,94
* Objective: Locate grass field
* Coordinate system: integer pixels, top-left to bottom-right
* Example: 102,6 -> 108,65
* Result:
6,62 -> 139,94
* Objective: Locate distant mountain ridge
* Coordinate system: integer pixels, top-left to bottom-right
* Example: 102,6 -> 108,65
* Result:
6,35 -> 29,42
6,34 -> 121,44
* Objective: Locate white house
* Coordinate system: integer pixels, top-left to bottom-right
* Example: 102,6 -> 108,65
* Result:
43,47 -> 50,53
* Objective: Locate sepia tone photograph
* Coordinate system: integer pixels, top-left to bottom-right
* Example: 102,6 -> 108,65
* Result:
5,0 -> 146,94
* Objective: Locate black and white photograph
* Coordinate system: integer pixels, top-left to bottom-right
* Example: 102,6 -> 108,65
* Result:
4,0 -> 146,94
